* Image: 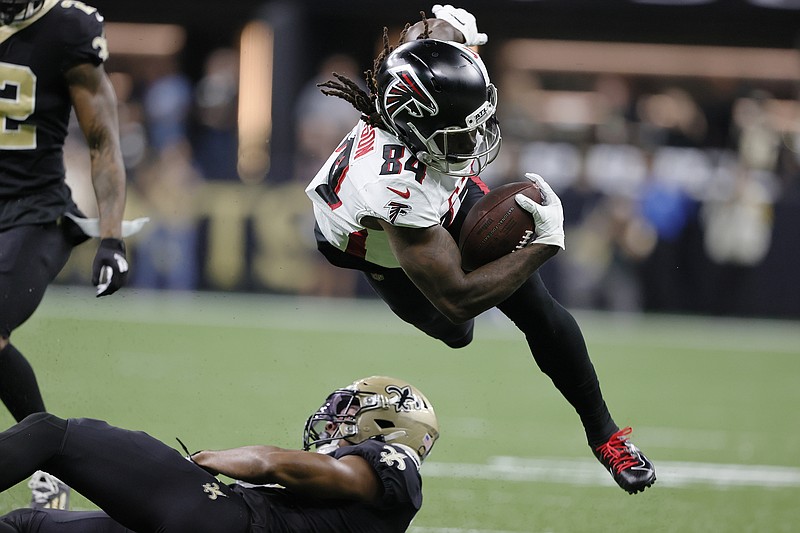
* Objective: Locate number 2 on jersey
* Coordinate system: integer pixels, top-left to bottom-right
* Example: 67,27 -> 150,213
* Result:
0,62 -> 37,150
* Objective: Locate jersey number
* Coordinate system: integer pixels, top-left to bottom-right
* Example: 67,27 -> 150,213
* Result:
379,143 -> 425,183
0,62 -> 37,150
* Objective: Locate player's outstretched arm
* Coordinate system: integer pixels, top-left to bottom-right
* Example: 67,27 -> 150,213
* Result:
192,446 -> 382,503
67,63 -> 129,296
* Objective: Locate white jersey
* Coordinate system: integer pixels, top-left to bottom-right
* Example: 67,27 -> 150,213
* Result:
306,121 -> 471,268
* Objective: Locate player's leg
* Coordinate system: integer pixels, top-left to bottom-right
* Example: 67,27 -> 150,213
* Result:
0,224 -> 72,421
0,509 -> 132,533
496,274 -> 656,493
496,274 -> 618,443
0,413 -> 251,532
0,342 -> 44,422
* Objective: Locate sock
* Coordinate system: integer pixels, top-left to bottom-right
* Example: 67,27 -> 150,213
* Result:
0,344 -> 46,422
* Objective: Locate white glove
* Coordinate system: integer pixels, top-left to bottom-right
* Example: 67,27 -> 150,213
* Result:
432,4 -> 488,46
515,173 -> 565,250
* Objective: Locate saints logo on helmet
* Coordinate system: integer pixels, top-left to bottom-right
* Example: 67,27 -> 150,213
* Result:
375,39 -> 501,177
0,0 -> 44,25
303,376 -> 440,461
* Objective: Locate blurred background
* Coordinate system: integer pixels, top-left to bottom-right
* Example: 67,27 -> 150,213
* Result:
61,0 -> 800,319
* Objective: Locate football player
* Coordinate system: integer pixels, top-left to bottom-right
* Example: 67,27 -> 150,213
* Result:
306,5 -> 656,494
0,376 -> 438,533
1,0 -> 131,509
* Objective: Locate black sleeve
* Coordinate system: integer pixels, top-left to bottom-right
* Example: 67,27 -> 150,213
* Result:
57,2 -> 107,72
333,440 -> 423,510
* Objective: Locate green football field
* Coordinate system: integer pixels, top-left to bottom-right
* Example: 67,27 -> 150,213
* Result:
2,286 -> 799,532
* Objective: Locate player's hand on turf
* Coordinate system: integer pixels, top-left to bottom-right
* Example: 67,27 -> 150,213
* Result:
92,238 -> 129,297
432,4 -> 488,46
515,173 -> 565,250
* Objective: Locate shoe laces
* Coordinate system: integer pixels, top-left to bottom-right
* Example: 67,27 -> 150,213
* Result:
595,427 -> 640,474
28,471 -> 64,503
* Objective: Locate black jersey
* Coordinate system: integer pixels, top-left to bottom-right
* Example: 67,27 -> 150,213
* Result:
0,0 -> 106,229
231,439 -> 423,533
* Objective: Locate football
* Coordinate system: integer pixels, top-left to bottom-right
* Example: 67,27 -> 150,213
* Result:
458,181 -> 544,271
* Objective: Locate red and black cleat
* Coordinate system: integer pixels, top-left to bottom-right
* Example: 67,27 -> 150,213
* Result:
594,427 -> 656,494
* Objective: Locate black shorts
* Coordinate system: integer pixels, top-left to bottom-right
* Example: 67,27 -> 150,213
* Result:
0,223 -> 73,338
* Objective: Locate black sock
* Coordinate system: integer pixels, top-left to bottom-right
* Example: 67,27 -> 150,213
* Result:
0,343 -> 46,422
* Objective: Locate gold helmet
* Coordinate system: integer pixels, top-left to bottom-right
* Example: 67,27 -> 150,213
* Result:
303,376 -> 440,461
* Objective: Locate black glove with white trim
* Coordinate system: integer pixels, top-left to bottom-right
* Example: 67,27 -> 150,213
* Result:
92,238 -> 129,297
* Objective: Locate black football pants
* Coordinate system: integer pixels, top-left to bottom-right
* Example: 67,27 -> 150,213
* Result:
0,413 -> 250,533
0,224 -> 72,338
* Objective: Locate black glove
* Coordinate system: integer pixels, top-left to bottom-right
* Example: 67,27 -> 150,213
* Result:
92,238 -> 129,297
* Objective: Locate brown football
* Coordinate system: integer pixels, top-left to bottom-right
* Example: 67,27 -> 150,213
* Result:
458,181 -> 544,271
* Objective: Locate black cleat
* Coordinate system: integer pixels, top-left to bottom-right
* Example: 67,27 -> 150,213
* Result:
593,427 -> 656,494
28,470 -> 71,510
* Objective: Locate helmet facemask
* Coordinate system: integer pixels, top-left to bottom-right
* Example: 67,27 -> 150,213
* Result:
407,84 -> 501,177
0,0 -> 43,25
302,390 -> 361,455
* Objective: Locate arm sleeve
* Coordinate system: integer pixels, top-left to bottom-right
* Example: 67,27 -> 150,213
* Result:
58,3 -> 107,71
334,440 -> 423,510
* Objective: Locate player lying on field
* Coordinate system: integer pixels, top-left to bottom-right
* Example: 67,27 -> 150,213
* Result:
0,376 -> 438,533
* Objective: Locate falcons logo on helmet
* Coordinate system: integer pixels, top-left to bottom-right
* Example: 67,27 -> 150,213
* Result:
383,65 -> 439,120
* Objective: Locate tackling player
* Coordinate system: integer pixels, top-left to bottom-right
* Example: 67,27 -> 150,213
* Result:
0,376 -> 438,533
1,0 -> 131,509
306,5 -> 656,494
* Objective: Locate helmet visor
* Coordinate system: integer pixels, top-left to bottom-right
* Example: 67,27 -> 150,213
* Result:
414,84 -> 501,177
419,116 -> 501,177
0,0 -> 41,24
302,390 -> 361,451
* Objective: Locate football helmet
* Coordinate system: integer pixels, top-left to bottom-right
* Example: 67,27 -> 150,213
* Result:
375,39 -> 501,177
303,376 -> 440,461
0,0 -> 43,25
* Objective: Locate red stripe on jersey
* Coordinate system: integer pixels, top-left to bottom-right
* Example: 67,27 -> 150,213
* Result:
333,159 -> 349,194
442,180 -> 465,227
470,175 -> 490,194
345,229 -> 368,258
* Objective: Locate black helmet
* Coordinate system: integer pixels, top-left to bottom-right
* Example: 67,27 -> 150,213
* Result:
375,39 -> 501,177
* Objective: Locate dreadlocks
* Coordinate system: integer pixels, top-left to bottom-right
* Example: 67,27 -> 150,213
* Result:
316,12 -> 431,131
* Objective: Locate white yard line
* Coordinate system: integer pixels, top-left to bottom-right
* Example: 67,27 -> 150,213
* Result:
422,456 -> 800,489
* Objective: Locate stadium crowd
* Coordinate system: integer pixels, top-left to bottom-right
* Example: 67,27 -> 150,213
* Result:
60,32 -> 800,318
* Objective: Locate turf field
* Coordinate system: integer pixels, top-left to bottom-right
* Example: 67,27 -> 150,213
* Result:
2,286 -> 799,532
